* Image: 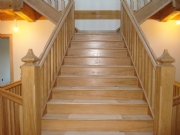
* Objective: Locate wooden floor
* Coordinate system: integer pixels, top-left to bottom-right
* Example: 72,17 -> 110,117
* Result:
41,33 -> 153,134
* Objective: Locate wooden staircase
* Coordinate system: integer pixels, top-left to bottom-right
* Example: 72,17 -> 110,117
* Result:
41,33 -> 153,135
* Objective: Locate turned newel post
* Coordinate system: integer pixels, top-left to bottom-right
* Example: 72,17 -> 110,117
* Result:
155,49 -> 175,135
21,49 -> 41,135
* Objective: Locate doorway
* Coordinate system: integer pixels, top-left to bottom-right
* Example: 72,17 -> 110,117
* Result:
0,34 -> 13,85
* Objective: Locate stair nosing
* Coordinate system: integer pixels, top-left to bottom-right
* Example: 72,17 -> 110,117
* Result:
47,99 -> 147,104
57,75 -> 137,78
71,40 -> 123,42
42,114 -> 152,120
68,47 -> 127,51
65,56 -> 130,58
61,65 -> 134,68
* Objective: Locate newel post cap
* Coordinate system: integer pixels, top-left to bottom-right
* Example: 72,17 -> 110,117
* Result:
156,49 -> 175,65
21,49 -> 40,66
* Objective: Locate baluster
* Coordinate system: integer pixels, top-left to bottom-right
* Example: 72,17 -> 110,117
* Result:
130,0 -> 134,12
47,0 -> 51,5
54,0 -> 58,10
137,0 -> 141,10
61,0 -> 65,11
21,49 -> 41,135
144,0 -> 148,5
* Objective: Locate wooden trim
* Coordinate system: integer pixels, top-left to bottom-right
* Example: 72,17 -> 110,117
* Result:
0,89 -> 22,105
75,10 -> 120,19
0,34 -> 14,83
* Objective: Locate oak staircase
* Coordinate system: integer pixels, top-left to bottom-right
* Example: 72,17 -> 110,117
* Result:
41,33 -> 153,135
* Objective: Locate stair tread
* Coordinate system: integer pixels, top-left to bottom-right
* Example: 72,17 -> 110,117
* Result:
65,56 -> 129,58
47,99 -> 147,104
62,65 -> 133,68
53,86 -> 141,91
42,114 -> 152,120
71,39 -> 124,43
68,47 -> 127,51
41,131 -> 153,135
58,75 -> 137,78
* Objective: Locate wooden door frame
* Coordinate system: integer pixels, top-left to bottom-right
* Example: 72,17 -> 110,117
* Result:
0,34 -> 14,83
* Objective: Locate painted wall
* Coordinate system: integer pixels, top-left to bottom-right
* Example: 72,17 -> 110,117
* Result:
75,0 -> 120,30
1,20 -> 55,81
0,38 -> 10,85
141,20 -> 180,81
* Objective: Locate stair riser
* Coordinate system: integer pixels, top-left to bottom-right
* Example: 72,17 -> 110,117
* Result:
52,90 -> 143,100
57,78 -> 138,87
67,49 -> 127,57
42,120 -> 153,131
61,67 -> 134,76
64,58 -> 132,65
70,41 -> 125,48
47,104 -> 148,114
73,34 -> 121,41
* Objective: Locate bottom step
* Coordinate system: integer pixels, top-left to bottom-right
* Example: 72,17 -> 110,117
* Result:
42,131 -> 153,135
42,114 -> 153,131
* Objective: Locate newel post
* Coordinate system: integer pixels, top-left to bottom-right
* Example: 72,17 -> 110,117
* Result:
155,49 -> 175,135
21,49 -> 41,135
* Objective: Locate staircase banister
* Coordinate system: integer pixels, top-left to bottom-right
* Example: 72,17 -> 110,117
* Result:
0,80 -> 21,90
38,0 -> 74,67
122,0 -> 158,67
0,88 -> 23,105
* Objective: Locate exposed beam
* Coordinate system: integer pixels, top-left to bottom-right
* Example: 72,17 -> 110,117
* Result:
14,3 -> 36,22
0,1 -> 13,9
0,12 -> 23,21
1,10 -> 16,16
161,11 -> 180,22
75,10 -> 120,19
135,0 -> 172,24
24,0 -> 61,24
12,0 -> 23,11
159,3 -> 178,22
174,0 -> 180,10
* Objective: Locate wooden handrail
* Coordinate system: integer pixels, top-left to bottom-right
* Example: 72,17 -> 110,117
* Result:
1,80 -> 21,90
123,0 -> 158,67
0,89 -> 23,105
21,0 -> 75,134
0,81 -> 23,135
121,0 -> 175,134
39,1 -> 74,66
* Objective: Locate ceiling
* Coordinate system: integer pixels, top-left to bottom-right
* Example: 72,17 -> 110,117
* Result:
0,1 -> 180,22
0,2 -> 47,22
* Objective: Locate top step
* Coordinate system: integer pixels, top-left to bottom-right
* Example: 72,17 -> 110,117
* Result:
73,33 -> 122,41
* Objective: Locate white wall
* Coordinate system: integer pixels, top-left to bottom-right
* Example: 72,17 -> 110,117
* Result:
75,0 -> 120,30
141,20 -> 180,81
1,20 -> 55,81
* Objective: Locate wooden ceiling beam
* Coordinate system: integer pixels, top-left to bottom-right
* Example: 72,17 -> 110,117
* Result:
0,1 -> 13,9
159,3 -> 178,22
75,10 -> 120,19
1,10 -> 16,16
14,3 -> 36,22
